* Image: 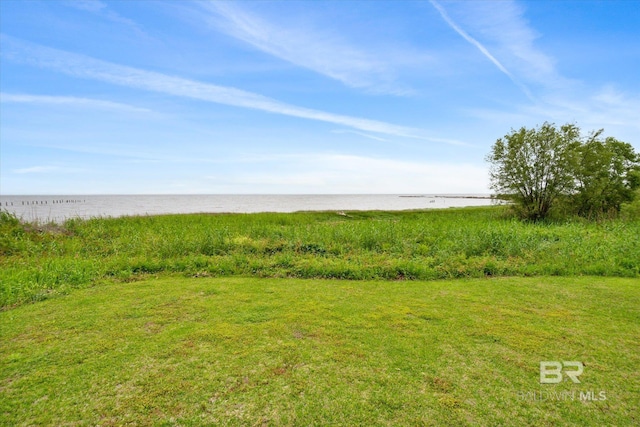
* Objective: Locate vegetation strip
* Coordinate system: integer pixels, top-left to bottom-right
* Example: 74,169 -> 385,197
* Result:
2,206 -> 639,309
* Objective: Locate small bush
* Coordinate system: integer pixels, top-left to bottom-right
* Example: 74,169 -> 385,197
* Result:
620,190 -> 640,221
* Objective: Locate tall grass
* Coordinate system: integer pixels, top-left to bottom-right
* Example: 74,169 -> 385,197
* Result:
1,206 -> 639,308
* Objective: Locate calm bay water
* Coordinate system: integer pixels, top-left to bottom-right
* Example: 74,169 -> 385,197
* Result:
0,194 -> 495,223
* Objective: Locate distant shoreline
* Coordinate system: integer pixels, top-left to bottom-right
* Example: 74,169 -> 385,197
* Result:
399,195 -> 494,199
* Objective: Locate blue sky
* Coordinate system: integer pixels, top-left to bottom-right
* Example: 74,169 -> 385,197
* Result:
1,0 -> 639,195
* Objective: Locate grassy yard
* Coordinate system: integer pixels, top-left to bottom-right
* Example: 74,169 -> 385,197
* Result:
2,206 -> 639,308
1,276 -> 638,426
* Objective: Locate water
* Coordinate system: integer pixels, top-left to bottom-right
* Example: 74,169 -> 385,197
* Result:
0,194 -> 496,223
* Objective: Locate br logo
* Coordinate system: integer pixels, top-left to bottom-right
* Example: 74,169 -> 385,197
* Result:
539,361 -> 584,384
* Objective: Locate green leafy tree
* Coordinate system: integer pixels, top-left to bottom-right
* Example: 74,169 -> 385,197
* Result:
486,122 -> 580,221
574,135 -> 640,218
487,122 -> 640,221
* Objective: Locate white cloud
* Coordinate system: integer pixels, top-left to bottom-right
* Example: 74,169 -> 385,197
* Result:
198,1 -> 411,95
0,35 -> 464,145
13,165 -> 83,174
467,85 -> 640,147
529,88 -> 640,133
1,93 -> 151,113
205,153 -> 489,194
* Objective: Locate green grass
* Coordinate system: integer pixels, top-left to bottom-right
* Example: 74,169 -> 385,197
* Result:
1,276 -> 638,426
1,208 -> 638,424
1,206 -> 639,309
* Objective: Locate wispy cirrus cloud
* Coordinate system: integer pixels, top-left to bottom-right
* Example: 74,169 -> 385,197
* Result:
444,1 -> 559,82
331,129 -> 388,142
1,93 -> 151,113
64,0 -> 108,14
197,1 -> 411,95
429,1 -> 569,90
63,0 -> 146,36
430,1 -> 640,140
0,35 -> 464,145
429,0 -> 535,101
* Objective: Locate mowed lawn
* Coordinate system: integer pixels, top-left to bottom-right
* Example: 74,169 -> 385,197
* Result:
1,276 -> 638,426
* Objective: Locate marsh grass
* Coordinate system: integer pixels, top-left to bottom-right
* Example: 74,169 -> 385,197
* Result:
1,206 -> 639,308
1,276 -> 638,426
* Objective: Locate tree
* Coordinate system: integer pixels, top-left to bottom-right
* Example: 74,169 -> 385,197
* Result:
574,135 -> 640,218
487,122 -> 640,221
486,122 -> 580,221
